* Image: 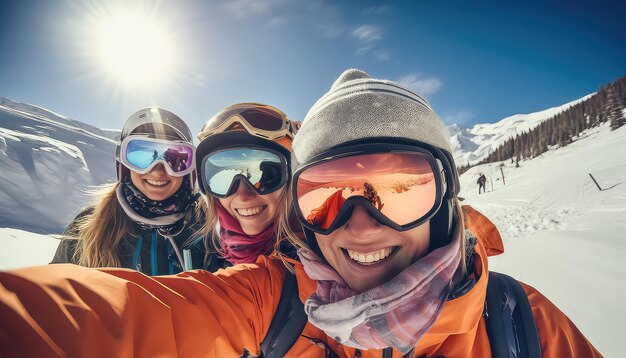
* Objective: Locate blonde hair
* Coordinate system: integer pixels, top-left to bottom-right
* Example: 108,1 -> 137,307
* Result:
65,183 -> 134,268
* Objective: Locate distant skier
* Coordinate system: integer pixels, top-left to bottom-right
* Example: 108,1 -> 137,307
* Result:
477,173 -> 487,194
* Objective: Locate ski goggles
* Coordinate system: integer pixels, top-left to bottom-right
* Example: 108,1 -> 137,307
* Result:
117,135 -> 196,177
292,144 -> 447,234
197,103 -> 295,141
200,146 -> 288,198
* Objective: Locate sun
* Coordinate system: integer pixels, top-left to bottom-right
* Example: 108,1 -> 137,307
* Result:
89,6 -> 177,89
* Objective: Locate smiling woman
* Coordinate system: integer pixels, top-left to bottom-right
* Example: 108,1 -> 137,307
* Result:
87,5 -> 177,89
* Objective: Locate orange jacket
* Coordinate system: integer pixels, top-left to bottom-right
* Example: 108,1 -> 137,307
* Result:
0,205 -> 601,357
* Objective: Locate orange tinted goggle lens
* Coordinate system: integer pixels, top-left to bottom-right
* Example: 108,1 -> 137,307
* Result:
296,153 -> 437,230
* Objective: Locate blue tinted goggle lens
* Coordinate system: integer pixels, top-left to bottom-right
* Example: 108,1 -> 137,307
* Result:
126,139 -> 194,173
203,148 -> 285,196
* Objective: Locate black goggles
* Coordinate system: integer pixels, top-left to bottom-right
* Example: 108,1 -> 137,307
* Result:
292,143 -> 448,235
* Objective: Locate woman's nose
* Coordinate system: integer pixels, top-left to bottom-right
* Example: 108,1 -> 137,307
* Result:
149,163 -> 167,174
343,205 -> 383,238
233,180 -> 256,200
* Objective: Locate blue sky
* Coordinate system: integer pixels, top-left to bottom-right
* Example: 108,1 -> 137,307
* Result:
0,0 -> 624,136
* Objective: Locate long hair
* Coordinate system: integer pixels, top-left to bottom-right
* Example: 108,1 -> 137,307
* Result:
65,183 -> 134,268
195,186 -> 300,264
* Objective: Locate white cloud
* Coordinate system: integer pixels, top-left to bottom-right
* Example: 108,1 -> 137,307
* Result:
351,25 -> 383,43
442,110 -> 474,124
267,16 -> 289,27
362,6 -> 391,15
221,0 -> 345,38
397,73 -> 443,96
356,45 -> 374,56
376,51 -> 390,61
221,0 -> 272,19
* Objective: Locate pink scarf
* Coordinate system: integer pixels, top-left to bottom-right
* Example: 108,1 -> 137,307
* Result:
297,223 -> 463,354
216,203 -> 277,265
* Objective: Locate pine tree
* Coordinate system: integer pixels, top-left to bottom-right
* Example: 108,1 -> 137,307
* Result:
607,84 -> 625,130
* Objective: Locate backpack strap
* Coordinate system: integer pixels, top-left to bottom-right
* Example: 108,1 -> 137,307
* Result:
260,269 -> 308,357
485,271 -> 542,358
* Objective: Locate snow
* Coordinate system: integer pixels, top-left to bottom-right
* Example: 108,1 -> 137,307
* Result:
449,94 -> 594,166
0,98 -> 117,233
0,228 -> 61,268
0,97 -> 120,141
460,122 -> 626,356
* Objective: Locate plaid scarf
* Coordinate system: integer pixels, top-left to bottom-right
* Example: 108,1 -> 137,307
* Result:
297,223 -> 463,354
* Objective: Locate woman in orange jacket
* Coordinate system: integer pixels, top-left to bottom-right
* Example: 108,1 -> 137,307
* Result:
0,69 -> 601,357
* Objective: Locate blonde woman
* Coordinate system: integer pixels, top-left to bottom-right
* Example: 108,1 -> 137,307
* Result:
51,107 -> 208,275
194,103 -> 300,268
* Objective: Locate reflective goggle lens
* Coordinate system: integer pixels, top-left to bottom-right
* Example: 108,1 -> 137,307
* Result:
238,108 -> 284,131
203,148 -> 285,196
296,152 -> 438,230
125,139 -> 194,173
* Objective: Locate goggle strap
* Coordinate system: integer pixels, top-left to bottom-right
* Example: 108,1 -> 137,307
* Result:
200,111 -> 290,141
436,159 -> 447,196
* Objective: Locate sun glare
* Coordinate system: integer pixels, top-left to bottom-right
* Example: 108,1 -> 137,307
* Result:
90,8 -> 176,89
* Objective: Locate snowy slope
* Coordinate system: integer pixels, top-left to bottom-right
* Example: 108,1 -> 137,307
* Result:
0,228 -> 61,267
0,98 -> 117,233
0,97 -> 120,141
449,94 -> 593,166
460,122 -> 626,357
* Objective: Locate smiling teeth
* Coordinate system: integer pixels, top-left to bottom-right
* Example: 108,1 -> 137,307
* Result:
146,179 -> 169,186
236,206 -> 265,217
347,248 -> 393,264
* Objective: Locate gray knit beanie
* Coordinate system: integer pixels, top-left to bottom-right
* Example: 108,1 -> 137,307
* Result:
293,69 -> 454,177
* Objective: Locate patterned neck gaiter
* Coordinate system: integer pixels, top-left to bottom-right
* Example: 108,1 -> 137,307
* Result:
121,175 -> 193,219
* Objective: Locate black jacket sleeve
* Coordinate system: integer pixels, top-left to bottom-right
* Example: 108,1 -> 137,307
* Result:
50,206 -> 95,264
63,206 -> 95,236
50,239 -> 79,264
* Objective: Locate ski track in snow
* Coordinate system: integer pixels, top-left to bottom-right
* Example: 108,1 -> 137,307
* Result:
461,123 -> 626,357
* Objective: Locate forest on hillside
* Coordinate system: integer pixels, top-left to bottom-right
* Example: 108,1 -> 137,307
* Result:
459,75 -> 626,173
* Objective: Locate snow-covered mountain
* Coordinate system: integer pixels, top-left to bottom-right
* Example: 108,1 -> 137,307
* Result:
448,94 -> 594,166
0,97 -> 118,233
